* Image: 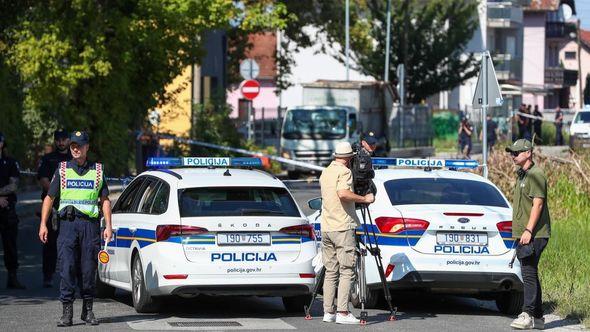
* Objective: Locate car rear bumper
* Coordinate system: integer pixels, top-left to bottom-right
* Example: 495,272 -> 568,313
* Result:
170,283 -> 312,297
384,271 -> 523,293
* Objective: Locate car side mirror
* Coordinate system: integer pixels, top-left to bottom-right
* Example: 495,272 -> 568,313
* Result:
308,197 -> 322,211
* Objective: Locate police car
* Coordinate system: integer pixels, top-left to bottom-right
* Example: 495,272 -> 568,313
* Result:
308,158 -> 523,315
96,157 -> 316,313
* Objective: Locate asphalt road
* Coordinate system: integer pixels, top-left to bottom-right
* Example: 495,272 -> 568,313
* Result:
0,183 -> 584,331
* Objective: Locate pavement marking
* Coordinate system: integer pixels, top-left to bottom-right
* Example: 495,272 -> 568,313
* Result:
127,317 -> 296,330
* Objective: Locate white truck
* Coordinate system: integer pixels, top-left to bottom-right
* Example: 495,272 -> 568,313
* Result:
280,80 -> 395,178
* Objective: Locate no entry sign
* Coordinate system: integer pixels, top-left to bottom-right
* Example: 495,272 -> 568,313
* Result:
241,80 -> 260,100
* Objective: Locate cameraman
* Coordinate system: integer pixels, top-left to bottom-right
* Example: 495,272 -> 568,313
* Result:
351,132 -> 377,196
319,142 -> 374,325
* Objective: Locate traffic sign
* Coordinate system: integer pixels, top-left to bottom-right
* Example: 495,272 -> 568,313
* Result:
472,52 -> 503,109
241,80 -> 260,100
240,59 -> 260,80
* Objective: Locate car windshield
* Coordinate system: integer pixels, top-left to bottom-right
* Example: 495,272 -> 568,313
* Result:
180,187 -> 301,217
574,112 -> 590,124
384,178 -> 509,208
282,108 -> 347,139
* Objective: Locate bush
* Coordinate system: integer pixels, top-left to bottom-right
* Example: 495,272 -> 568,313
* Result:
432,111 -> 459,137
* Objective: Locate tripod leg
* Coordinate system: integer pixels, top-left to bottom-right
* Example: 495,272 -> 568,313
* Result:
304,266 -> 326,320
357,246 -> 368,325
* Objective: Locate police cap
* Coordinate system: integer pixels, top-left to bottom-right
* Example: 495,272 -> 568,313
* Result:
362,132 -> 378,146
70,131 -> 89,146
505,139 -> 533,153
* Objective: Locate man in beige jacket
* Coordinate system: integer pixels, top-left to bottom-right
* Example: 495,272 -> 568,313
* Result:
319,142 -> 375,324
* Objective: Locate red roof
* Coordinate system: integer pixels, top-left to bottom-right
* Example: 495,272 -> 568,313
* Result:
525,0 -> 560,11
581,29 -> 590,49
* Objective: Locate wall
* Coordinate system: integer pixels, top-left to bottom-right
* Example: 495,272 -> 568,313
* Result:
522,12 -> 547,108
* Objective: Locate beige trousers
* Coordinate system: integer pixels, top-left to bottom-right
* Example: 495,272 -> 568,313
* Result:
321,229 -> 357,313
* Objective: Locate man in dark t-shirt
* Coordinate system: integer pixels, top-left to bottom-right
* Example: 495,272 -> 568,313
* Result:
37,129 -> 72,287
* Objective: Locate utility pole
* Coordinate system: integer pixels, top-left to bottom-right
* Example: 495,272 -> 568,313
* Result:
345,0 -> 350,81
384,0 -> 392,82
482,51 -> 489,179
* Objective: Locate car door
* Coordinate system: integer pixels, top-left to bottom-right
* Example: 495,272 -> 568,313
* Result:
111,177 -> 146,283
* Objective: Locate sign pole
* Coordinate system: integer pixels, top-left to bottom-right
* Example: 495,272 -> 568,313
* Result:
482,51 -> 488,179
247,102 -> 253,141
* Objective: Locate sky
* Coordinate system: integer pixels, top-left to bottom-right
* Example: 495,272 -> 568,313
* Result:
578,1 -> 590,30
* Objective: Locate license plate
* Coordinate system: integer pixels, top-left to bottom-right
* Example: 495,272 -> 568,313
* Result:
436,232 -> 488,246
217,233 -> 271,246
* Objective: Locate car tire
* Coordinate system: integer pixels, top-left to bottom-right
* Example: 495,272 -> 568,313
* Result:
131,255 -> 160,313
350,284 -> 380,309
495,291 -> 524,315
95,270 -> 116,298
282,294 -> 312,313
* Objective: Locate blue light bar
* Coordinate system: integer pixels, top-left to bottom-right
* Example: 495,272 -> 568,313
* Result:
372,158 -> 479,169
146,157 -> 262,168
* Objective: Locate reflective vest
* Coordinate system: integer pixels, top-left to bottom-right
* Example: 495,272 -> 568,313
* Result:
57,162 -> 103,218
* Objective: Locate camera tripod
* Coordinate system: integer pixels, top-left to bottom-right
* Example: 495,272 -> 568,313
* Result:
304,203 -> 397,325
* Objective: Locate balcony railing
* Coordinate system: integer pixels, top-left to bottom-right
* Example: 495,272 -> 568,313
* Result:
545,67 -> 579,87
546,22 -> 577,39
487,4 -> 523,28
493,57 -> 522,81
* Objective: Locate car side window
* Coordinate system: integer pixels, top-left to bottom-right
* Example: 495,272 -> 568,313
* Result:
150,182 -> 170,215
113,177 -> 145,213
138,180 -> 161,214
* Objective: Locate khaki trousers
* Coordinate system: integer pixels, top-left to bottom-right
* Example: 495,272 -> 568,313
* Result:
321,229 -> 357,313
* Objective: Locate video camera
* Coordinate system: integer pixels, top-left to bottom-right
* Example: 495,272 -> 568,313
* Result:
351,143 -> 376,197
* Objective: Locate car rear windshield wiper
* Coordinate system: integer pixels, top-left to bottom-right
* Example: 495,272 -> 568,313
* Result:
240,209 -> 286,216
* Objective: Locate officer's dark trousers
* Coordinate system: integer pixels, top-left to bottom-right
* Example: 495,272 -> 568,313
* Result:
555,125 -> 564,145
0,206 -> 19,272
57,218 -> 100,303
519,238 -> 548,319
42,216 -> 58,279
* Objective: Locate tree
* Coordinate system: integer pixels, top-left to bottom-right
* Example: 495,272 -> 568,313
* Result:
584,73 -> 590,106
279,0 -> 480,103
0,0 -> 290,174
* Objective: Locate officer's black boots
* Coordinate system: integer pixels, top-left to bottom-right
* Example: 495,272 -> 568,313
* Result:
57,303 -> 73,327
81,299 -> 99,325
6,271 -> 26,289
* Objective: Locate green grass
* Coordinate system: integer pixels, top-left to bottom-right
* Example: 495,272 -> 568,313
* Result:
540,175 -> 590,327
433,134 -> 457,153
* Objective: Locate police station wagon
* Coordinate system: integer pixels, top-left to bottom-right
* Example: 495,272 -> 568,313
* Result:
309,158 -> 524,315
96,157 -> 316,313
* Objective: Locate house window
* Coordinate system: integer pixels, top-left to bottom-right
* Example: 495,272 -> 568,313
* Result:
565,51 -> 576,60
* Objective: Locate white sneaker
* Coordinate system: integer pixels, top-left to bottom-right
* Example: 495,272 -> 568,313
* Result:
510,312 -> 533,329
322,312 -> 336,323
336,312 -> 360,325
533,317 -> 545,330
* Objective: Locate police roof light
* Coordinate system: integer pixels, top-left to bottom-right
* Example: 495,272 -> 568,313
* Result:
372,158 -> 479,169
146,157 -> 262,168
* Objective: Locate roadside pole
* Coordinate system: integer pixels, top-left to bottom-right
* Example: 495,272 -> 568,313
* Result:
482,52 -> 488,179
384,0 -> 391,82
345,0 -> 350,81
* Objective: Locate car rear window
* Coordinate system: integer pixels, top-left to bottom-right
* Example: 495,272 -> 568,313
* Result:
384,178 -> 509,208
180,187 -> 301,217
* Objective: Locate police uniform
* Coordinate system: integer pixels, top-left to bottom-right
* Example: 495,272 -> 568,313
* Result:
37,129 -> 72,286
46,131 -> 108,326
0,132 -> 25,289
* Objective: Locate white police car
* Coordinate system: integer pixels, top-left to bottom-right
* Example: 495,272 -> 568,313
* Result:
308,158 -> 523,315
96,157 -> 316,313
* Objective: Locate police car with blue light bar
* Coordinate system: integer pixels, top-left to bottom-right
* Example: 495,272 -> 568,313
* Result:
96,157 -> 316,313
308,158 -> 523,315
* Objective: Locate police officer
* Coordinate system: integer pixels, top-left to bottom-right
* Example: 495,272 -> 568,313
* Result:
38,131 -> 113,327
0,132 -> 25,289
38,129 -> 72,287
506,139 -> 551,330
351,132 -> 378,196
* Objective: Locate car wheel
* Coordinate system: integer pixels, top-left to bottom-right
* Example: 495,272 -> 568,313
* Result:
131,255 -> 160,313
282,294 -> 312,313
95,270 -> 116,298
495,291 -> 523,315
350,282 -> 380,309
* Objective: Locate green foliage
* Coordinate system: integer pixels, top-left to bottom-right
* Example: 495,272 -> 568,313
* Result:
280,0 -> 479,102
0,0 -> 289,174
189,100 -> 243,157
432,111 -> 459,137
539,122 -> 569,146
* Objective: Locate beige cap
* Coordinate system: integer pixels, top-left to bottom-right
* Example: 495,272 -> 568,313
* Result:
333,142 -> 354,158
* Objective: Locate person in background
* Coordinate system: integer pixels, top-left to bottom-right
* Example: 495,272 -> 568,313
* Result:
458,116 -> 473,159
554,107 -> 564,145
480,114 -> 498,152
533,106 -> 543,145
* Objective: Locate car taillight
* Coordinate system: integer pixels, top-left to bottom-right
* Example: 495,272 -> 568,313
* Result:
279,224 -> 316,240
156,225 -> 208,242
496,221 -> 512,233
374,217 -> 430,234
